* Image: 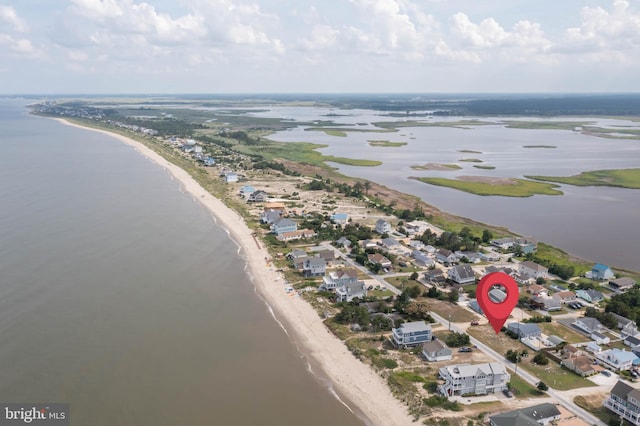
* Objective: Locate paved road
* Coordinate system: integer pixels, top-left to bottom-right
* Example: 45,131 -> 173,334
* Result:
429,311 -> 606,426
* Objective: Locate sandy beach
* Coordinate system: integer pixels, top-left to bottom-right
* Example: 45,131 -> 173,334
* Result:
54,118 -> 416,426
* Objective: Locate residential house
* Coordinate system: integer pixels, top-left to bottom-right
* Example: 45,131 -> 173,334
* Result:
597,349 -> 640,372
405,221 -> 431,235
367,253 -> 392,269
263,202 -> 286,212
527,284 -> 548,297
576,289 -> 604,303
592,331 -> 611,345
260,210 -> 282,224
585,342 -> 603,354
335,236 -> 352,249
591,263 -> 615,280
531,296 -> 562,312
291,256 -> 310,270
412,251 -> 435,268
562,355 -> 598,377
455,251 -> 482,263
391,321 -> 432,348
546,335 -> 565,347
330,213 -> 349,225
408,240 -> 425,250
381,238 -> 400,249
491,237 -> 515,250
247,190 -> 268,202
302,257 -> 326,277
448,264 -> 476,285
422,339 -> 452,362
626,335 -> 640,349
424,245 -> 437,254
277,229 -> 316,242
555,291 -> 576,304
239,185 -> 256,197
489,289 -> 507,303
287,249 -> 307,260
203,156 -> 215,167
489,403 -> 561,426
320,269 -> 359,291
335,281 -> 367,302
270,217 -> 297,236
375,219 -> 392,235
362,240 -> 378,249
424,269 -> 446,285
514,238 -> 538,254
611,313 -> 639,337
469,299 -> 484,315
603,380 -> 640,426
610,277 -> 637,293
507,322 -> 542,339
435,248 -> 457,265
315,249 -> 335,264
224,172 -> 238,183
519,261 -> 549,280
438,363 -> 510,397
573,317 -> 603,335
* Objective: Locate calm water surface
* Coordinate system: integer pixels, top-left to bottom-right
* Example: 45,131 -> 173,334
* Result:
263,107 -> 640,271
0,100 -> 364,426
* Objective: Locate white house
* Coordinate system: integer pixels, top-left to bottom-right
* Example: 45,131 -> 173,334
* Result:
519,261 -> 548,280
591,263 -> 615,280
448,264 -> 476,285
392,321 -> 432,348
597,349 -> 640,372
375,219 -> 392,235
335,281 -> 367,302
438,363 -> 510,397
573,317 -> 603,335
320,269 -> 358,291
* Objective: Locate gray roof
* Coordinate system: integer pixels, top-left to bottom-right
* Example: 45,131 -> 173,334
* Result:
305,257 -> 326,267
338,281 -> 366,295
610,380 -> 640,401
452,264 -> 475,280
586,289 -> 604,300
507,322 -> 541,335
592,331 -> 608,339
443,362 -> 507,378
489,288 -> 507,303
548,335 -> 565,345
423,339 -> 449,353
490,403 -> 561,426
273,217 -> 296,227
626,336 -> 640,346
575,317 -> 603,331
398,321 -> 431,333
382,238 -> 399,246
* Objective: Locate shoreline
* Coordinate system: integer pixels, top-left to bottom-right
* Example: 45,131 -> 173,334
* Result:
52,117 -> 416,426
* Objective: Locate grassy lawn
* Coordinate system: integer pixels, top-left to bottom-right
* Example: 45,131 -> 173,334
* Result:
526,168 -> 640,190
538,322 -> 588,344
427,299 -> 479,323
412,177 -> 563,197
535,243 -> 592,277
369,289 -> 394,299
367,140 -> 408,147
508,374 -> 545,399
385,276 -> 424,291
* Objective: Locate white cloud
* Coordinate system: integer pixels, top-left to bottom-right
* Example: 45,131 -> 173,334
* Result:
0,5 -> 28,32
299,24 -> 340,51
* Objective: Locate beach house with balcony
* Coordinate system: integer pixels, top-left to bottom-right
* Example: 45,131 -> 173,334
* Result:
320,269 -> 358,291
270,217 -> 297,236
375,219 -> 392,235
604,380 -> 640,426
391,321 -> 432,348
489,403 -> 560,426
438,363 -> 510,397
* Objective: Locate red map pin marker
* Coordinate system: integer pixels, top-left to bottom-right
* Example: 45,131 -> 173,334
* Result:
476,272 -> 519,334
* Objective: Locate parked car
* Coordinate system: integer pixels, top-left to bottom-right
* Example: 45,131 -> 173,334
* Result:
503,389 -> 514,398
458,347 -> 473,353
602,370 -> 611,377
470,320 -> 480,326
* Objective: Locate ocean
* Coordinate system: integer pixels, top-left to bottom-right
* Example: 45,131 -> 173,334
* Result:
0,99 -> 364,425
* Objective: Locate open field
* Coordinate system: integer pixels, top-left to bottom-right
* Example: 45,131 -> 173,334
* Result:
427,299 -> 479,323
412,176 -> 564,197
537,323 -> 589,344
368,140 -> 408,147
527,168 -> 640,190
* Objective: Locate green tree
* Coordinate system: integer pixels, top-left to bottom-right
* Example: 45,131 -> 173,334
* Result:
533,352 -> 549,365
482,229 -> 494,243
536,381 -> 549,392
410,272 -> 419,281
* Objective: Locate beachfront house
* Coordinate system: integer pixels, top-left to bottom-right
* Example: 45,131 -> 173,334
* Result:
320,269 -> 359,291
438,363 -> 510,397
391,321 -> 432,348
335,281 -> 367,302
489,403 -> 561,426
491,237 -> 515,250
270,217 -> 297,236
590,263 -> 615,280
260,210 -> 282,224
422,339 -> 452,362
604,380 -> 640,426
302,257 -> 326,277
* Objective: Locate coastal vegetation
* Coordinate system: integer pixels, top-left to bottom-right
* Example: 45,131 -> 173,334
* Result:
473,165 -> 495,170
458,150 -> 483,154
367,140 -> 407,147
523,145 -> 557,148
412,177 -> 563,197
411,163 -> 461,171
320,129 -> 347,137
459,158 -> 483,163
527,168 -> 640,189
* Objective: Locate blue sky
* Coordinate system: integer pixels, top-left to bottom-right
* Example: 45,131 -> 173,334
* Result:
1,0 -> 639,94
